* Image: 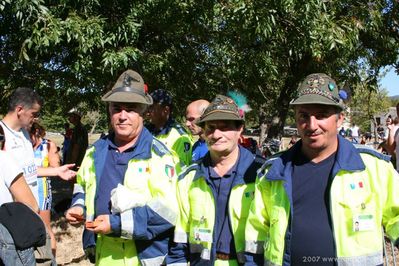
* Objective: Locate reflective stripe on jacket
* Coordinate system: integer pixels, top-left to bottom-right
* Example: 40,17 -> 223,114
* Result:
245,136 -> 399,266
71,129 -> 178,266
169,146 -> 265,265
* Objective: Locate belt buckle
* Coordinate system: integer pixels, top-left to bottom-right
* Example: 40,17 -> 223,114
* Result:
216,252 -> 230,260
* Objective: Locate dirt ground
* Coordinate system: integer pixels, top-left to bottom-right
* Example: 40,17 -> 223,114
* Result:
51,178 -> 92,265
47,134 -> 399,265
48,134 -> 95,265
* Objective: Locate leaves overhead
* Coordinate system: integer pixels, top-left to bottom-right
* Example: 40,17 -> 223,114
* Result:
0,0 -> 398,134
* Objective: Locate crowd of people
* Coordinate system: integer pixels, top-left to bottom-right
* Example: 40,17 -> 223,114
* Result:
0,71 -> 398,266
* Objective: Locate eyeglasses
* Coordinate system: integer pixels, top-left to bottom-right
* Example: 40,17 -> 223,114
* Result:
32,112 -> 41,118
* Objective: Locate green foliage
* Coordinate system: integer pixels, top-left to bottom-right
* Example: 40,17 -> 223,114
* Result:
350,82 -> 391,133
0,0 -> 398,136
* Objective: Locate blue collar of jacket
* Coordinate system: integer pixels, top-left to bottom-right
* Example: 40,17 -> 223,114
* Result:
193,145 -> 262,186
265,134 -> 366,182
147,117 -> 176,136
92,127 -> 154,182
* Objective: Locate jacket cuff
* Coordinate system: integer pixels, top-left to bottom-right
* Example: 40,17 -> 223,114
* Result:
110,214 -> 121,236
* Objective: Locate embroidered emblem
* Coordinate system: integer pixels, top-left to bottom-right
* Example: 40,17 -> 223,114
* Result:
184,142 -> 191,152
244,191 -> 255,198
306,76 -> 325,88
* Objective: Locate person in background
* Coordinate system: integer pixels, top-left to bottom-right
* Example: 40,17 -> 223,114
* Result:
0,123 -> 39,266
245,73 -> 399,265
376,123 -> 385,140
65,69 -> 178,265
386,103 -> 399,171
350,122 -> 360,143
61,122 -> 73,164
360,134 -> 367,145
338,126 -> 346,138
167,94 -> 265,265
288,134 -> 298,148
185,99 -> 210,161
0,87 -> 77,265
238,133 -> 261,156
146,89 -> 193,166
65,109 -> 88,170
383,116 -> 393,141
30,122 -> 60,256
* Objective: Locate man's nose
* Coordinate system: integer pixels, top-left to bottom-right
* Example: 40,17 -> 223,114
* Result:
307,115 -> 318,129
119,109 -> 129,118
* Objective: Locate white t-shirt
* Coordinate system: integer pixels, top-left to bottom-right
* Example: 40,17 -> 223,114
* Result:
0,150 -> 23,205
351,125 -> 359,137
0,121 -> 38,202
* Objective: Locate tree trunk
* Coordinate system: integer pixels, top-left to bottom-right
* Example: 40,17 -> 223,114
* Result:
90,119 -> 98,134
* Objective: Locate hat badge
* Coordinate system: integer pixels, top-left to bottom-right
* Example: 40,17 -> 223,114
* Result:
123,73 -> 132,87
307,76 -> 325,88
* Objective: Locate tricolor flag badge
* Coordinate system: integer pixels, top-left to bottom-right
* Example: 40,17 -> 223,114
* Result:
165,164 -> 175,178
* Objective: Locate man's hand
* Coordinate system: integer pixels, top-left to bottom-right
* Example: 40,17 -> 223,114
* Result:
65,206 -> 85,225
85,215 -> 111,234
57,164 -> 77,181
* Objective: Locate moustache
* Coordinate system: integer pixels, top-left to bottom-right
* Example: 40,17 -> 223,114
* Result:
304,130 -> 323,136
206,138 -> 221,145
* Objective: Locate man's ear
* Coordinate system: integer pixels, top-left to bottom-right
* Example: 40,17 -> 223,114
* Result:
336,112 -> 345,128
238,124 -> 244,134
15,105 -> 24,115
164,105 -> 171,115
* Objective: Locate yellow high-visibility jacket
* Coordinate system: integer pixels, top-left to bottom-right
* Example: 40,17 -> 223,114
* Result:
71,129 -> 178,266
245,136 -> 399,266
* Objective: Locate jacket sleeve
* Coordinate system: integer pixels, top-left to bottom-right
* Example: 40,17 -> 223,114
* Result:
381,161 -> 399,243
244,175 -> 269,265
70,150 -> 92,210
71,183 -> 85,209
165,170 -> 192,265
119,155 -> 179,241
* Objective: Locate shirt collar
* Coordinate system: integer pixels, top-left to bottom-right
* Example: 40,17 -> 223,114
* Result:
265,134 -> 365,181
105,127 -> 153,159
206,155 -> 239,179
194,146 -> 255,183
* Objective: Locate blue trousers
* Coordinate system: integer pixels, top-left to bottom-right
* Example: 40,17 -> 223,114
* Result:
0,223 -> 35,266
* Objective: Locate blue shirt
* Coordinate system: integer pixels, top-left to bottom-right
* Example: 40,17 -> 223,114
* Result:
205,155 -> 238,256
95,136 -> 137,216
192,139 -> 208,162
290,151 -> 336,265
94,129 -> 153,235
